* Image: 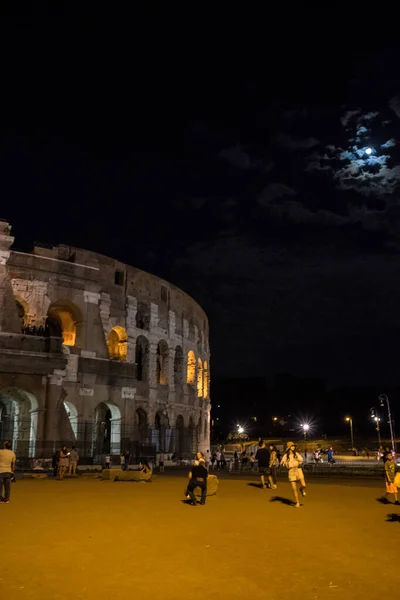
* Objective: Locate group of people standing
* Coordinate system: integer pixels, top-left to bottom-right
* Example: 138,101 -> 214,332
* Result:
52,446 -> 79,479
256,440 -> 307,507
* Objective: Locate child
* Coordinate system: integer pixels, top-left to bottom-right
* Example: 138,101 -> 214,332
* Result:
280,441 -> 306,507
384,452 -> 398,503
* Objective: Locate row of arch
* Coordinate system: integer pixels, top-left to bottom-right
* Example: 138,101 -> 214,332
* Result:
109,328 -> 209,397
14,301 -> 209,398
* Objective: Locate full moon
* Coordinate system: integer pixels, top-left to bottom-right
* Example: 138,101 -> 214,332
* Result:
365,147 -> 372,155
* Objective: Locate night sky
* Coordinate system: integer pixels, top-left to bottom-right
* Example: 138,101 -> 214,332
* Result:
2,9 -> 400,434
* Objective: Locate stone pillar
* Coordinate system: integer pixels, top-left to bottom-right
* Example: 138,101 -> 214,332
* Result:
32,408 -> 46,458
44,372 -> 66,457
99,292 -> 111,334
150,303 -> 159,330
168,310 -> 176,338
149,342 -> 158,388
183,318 -> 189,339
168,348 -> 175,394
82,291 -> 108,359
0,222 -> 21,333
126,296 -> 137,363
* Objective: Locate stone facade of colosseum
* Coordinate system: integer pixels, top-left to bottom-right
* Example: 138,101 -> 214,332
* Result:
0,221 -> 210,462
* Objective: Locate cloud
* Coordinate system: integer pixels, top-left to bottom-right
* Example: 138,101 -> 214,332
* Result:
218,145 -> 253,170
389,96 -> 400,119
276,133 -> 319,151
341,109 -> 361,128
381,138 -> 396,149
257,183 -> 296,205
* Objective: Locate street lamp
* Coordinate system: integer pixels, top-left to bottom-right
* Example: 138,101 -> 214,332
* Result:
302,424 -> 310,461
345,417 -> 354,450
237,425 -> 244,434
379,394 -> 396,456
370,408 -> 381,448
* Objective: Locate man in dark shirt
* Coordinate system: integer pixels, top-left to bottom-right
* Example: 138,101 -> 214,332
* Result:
255,441 -> 271,489
186,462 -> 208,505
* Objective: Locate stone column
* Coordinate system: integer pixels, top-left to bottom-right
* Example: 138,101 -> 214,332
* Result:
150,303 -> 159,330
44,372 -> 66,457
149,342 -> 158,388
168,310 -> 176,338
82,291 -> 108,359
183,318 -> 189,339
126,296 -> 137,363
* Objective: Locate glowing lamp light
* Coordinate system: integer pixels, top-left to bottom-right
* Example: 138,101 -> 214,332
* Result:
302,424 -> 310,431
237,426 -> 244,434
365,147 -> 372,155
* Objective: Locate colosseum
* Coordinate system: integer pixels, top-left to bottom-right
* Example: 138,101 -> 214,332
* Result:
0,221 -> 210,464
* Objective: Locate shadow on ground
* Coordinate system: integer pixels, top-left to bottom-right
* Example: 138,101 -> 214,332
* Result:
386,513 -> 400,522
247,482 -> 263,489
270,495 -> 296,506
376,496 -> 392,505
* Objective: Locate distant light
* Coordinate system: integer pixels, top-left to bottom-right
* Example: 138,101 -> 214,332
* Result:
302,424 -> 310,431
237,426 -> 244,434
365,147 -> 372,155
273,417 -> 278,421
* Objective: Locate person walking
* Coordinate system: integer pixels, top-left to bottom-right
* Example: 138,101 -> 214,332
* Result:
255,440 -> 270,489
52,449 -> 60,478
69,446 -> 79,475
384,452 -> 399,504
249,452 -> 255,471
0,441 -> 16,504
159,453 -> 165,473
216,450 -> 222,470
120,452 -> 126,471
280,442 -> 306,507
186,459 -> 208,505
58,446 -> 70,480
268,444 -> 278,489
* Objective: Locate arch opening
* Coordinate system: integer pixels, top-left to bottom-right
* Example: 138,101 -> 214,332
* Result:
197,358 -> 203,398
175,414 -> 185,456
0,388 -> 38,457
174,346 -> 184,385
93,402 -> 121,457
47,300 -> 82,346
153,411 -> 170,452
107,326 -> 128,361
156,340 -> 169,385
187,350 -> 196,385
136,408 -> 149,444
203,361 -> 209,398
136,302 -> 150,330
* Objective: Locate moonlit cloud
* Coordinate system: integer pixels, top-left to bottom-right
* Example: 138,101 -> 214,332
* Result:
218,145 -> 253,170
257,182 -> 296,205
308,109 -> 400,197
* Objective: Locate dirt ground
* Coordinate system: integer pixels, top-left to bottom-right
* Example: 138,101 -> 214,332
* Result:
0,475 -> 398,600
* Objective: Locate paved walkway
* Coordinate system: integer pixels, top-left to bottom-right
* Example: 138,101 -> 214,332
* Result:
0,476 -> 398,599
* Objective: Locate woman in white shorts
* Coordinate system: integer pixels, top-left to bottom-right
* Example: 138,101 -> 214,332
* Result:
280,441 -> 306,507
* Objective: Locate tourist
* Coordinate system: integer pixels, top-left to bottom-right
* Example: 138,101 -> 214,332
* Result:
255,440 -> 270,489
234,450 -> 239,471
280,442 -> 306,507
140,460 -> 151,475
105,455 -> 111,469
327,448 -> 335,465
186,458 -> 208,506
249,452 -> 255,471
220,451 -> 226,470
58,446 -> 70,480
384,452 -> 399,504
241,449 -> 248,470
216,449 -> 222,470
124,451 -> 130,470
205,450 -> 211,469
268,444 -> 278,489
210,452 -> 217,471
69,446 -> 79,475
52,449 -> 60,478
195,451 -> 206,467
120,452 -> 126,471
0,440 -> 16,504
159,453 -> 165,473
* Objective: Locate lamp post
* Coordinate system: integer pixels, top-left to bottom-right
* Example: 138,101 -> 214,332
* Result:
302,424 -> 310,462
379,394 -> 396,456
345,417 -> 354,451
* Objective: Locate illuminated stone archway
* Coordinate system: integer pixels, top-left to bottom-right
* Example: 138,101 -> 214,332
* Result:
187,350 -> 196,385
0,388 -> 39,457
153,411 -> 170,452
47,300 -> 82,346
197,359 -> 203,397
203,361 -> 209,398
62,401 -> 78,440
107,326 -> 128,361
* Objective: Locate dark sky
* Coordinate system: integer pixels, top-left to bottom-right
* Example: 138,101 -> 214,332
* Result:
3,9 -> 400,400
